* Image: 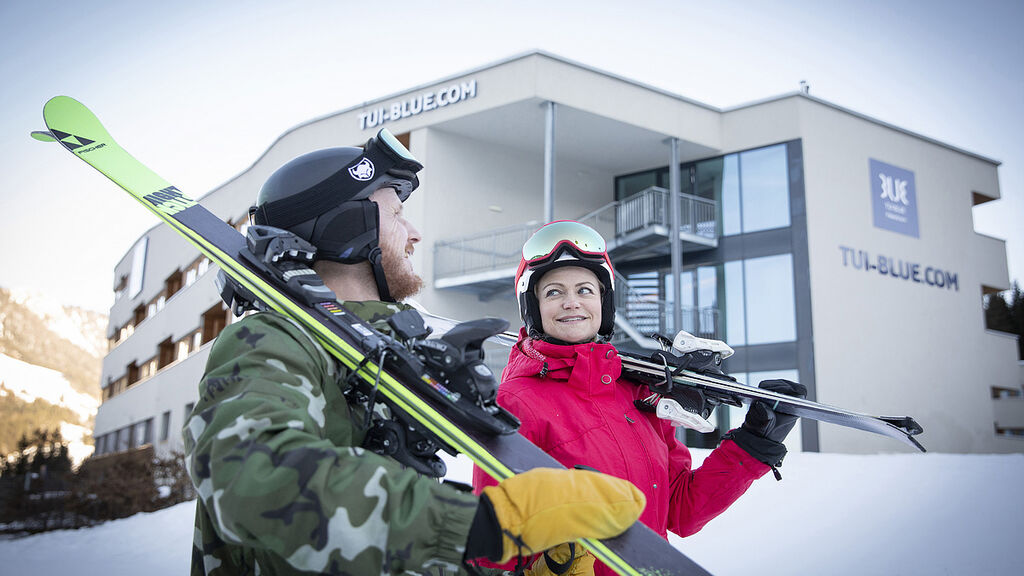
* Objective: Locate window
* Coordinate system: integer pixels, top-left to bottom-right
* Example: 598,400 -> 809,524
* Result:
723,254 -> 796,345
744,255 -> 796,344
127,362 -> 140,385
202,303 -> 228,344
160,411 -> 172,442
663,265 -> 719,338
134,304 -> 147,326
117,427 -> 132,452
739,145 -> 790,233
114,275 -> 128,301
134,419 -> 153,447
716,144 -> 791,236
128,238 -> 147,298
139,357 -> 158,380
616,170 -> 661,201
721,155 -> 741,235
158,338 -> 175,369
185,267 -> 198,287
165,270 -> 183,299
614,142 -> 792,236
177,339 -> 191,361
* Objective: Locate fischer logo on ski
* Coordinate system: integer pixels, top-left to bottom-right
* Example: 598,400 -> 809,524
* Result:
49,128 -> 97,150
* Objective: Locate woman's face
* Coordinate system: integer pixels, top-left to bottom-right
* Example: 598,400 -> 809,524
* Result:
535,266 -> 603,344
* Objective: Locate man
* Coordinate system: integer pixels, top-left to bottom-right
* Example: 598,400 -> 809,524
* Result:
183,129 -> 645,575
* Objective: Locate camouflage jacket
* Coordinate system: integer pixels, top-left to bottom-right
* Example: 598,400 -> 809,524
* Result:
184,302 -> 479,575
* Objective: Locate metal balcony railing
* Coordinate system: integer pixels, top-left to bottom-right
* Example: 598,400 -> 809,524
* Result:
616,186 -> 717,240
434,187 -> 718,282
433,187 -> 721,345
612,277 -> 720,342
433,223 -> 536,279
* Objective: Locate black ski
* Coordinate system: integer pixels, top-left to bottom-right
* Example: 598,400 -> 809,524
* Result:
39,95 -> 712,576
616,353 -> 925,452
418,317 -> 926,452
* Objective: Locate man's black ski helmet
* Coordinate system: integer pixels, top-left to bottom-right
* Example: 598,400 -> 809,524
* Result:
250,128 -> 423,301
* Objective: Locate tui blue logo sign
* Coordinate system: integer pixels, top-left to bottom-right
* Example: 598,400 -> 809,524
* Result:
870,159 -> 919,238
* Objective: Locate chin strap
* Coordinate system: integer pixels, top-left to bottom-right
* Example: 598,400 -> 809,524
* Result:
367,246 -> 393,302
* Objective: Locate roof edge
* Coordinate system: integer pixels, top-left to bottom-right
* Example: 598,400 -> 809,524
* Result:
724,92 -> 1001,166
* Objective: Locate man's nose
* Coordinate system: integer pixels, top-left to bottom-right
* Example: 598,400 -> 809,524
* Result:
405,220 -> 421,244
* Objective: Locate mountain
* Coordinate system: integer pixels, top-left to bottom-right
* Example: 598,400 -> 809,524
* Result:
0,286 -> 106,399
0,286 -> 107,463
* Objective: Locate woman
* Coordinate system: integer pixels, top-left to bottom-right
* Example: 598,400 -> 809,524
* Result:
472,220 -> 804,576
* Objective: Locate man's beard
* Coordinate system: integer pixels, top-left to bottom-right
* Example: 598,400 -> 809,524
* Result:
381,242 -> 423,301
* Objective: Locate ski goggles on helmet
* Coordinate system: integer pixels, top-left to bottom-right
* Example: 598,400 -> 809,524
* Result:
353,128 -> 424,201
521,220 -> 608,265
516,220 -> 614,292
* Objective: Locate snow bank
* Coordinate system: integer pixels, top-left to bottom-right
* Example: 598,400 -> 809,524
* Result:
2,451 -> 1022,575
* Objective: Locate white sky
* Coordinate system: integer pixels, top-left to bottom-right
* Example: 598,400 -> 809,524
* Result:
1,0 -> 1021,312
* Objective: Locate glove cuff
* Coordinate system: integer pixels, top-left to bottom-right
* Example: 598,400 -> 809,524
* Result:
464,493 -> 503,562
723,427 -> 788,467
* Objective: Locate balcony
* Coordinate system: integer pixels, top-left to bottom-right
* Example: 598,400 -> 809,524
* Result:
434,188 -> 721,345
434,186 -> 719,298
433,223 -> 535,299
600,186 -> 718,261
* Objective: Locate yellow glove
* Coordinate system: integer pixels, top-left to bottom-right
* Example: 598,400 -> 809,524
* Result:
480,467 -> 644,564
525,543 -> 596,576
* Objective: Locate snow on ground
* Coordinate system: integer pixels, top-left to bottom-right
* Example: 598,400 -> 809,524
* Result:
2,450 -> 1022,575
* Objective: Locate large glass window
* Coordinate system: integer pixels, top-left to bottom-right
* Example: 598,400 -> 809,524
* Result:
745,254 -> 796,344
117,426 -> 131,452
161,410 -> 172,441
663,266 -> 718,337
739,145 -> 790,233
724,260 -> 746,345
722,254 -> 796,346
694,157 -> 723,201
614,142 -> 792,235
616,170 -> 661,201
720,155 -> 741,235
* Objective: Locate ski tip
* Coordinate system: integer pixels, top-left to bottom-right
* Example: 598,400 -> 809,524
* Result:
909,435 -> 927,453
31,130 -> 57,142
42,95 -> 86,120
44,95 -> 78,106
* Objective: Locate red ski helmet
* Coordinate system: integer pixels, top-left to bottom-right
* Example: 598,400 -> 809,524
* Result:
515,220 -> 616,341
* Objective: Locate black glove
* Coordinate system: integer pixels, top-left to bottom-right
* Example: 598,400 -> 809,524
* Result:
725,379 -> 806,477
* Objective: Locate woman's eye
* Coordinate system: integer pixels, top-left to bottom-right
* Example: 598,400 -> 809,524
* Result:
544,289 -> 561,298
579,287 -> 594,295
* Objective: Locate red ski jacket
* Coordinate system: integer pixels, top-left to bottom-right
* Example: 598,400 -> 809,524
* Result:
473,331 -> 768,574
